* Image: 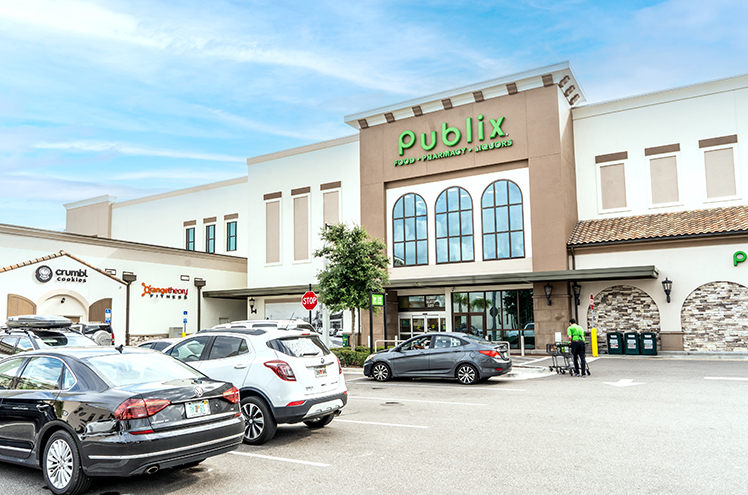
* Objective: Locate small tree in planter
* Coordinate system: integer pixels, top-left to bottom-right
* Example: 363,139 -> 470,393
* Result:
313,223 -> 389,348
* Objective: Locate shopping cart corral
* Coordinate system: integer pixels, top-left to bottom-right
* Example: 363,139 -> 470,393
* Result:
546,342 -> 590,376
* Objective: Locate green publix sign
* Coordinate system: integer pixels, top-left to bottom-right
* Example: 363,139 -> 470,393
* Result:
395,114 -> 512,167
735,251 -> 747,266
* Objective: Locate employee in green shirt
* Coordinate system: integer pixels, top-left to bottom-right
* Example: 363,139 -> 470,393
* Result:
567,318 -> 588,377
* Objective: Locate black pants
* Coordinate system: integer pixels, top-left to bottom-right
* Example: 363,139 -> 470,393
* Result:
571,340 -> 587,375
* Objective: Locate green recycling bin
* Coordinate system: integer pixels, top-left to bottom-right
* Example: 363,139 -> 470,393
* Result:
624,332 -> 641,355
607,332 -> 623,355
641,332 -> 658,355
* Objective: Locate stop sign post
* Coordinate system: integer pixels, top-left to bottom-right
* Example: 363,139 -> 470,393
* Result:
302,291 -> 318,310
302,286 -> 317,332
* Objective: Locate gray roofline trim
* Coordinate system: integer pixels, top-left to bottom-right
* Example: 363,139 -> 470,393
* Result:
344,61 -> 585,127
204,265 -> 658,299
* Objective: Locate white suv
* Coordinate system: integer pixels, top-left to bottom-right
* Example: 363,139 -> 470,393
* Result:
164,325 -> 347,445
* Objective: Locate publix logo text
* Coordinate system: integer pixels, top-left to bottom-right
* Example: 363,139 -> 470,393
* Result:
395,115 -> 512,167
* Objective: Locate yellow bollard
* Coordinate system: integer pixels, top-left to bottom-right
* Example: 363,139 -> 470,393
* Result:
591,327 -> 598,357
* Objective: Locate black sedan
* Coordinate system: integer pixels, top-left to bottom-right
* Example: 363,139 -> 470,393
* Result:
363,332 -> 512,385
0,347 -> 243,495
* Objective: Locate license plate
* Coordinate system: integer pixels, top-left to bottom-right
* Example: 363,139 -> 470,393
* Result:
314,366 -> 328,378
185,400 -> 210,418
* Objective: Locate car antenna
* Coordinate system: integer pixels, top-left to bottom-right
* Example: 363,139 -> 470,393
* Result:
115,344 -> 124,353
285,314 -> 295,331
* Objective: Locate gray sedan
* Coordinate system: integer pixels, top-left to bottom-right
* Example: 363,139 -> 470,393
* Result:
362,332 -> 512,385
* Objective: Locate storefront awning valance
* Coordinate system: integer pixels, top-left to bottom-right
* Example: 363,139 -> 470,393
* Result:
204,265 -> 658,299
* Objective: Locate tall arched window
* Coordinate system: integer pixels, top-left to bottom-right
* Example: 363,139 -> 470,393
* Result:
435,187 -> 474,263
393,193 -> 428,266
482,180 -> 524,260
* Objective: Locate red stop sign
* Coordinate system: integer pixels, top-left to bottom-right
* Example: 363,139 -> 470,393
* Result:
301,291 -> 318,310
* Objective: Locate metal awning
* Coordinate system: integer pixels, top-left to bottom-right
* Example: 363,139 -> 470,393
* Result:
203,265 -> 658,299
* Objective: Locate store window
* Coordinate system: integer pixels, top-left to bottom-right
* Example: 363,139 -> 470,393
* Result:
205,224 -> 216,253
398,295 -> 445,310
393,193 -> 428,266
185,227 -> 195,251
226,221 -> 237,252
323,190 -> 340,226
435,187 -> 473,263
294,194 -> 309,261
452,289 -> 534,349
482,180 -> 524,260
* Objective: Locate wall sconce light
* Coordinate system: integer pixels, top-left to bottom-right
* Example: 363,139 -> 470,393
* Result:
571,282 -> 581,306
544,283 -> 553,306
249,297 -> 257,314
662,278 -> 673,303
61,297 -> 66,304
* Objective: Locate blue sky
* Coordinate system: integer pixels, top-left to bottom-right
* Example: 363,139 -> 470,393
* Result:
1,0 -> 747,231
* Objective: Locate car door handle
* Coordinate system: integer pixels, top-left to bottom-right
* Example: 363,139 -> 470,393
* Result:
36,404 -> 50,411
234,364 -> 247,369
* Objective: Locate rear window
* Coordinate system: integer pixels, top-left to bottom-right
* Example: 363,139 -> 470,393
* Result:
461,334 -> 491,345
85,352 -> 203,387
39,334 -> 98,348
267,336 -> 330,357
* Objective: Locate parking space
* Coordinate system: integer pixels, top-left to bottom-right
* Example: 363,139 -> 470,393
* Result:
3,358 -> 748,494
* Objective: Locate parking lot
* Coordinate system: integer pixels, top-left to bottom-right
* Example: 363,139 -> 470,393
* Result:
2,356 -> 747,495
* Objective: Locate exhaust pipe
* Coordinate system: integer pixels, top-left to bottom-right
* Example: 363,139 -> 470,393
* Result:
145,465 -> 160,475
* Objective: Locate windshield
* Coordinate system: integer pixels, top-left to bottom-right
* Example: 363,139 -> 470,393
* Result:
85,352 -> 203,387
39,334 -> 98,348
268,336 -> 330,357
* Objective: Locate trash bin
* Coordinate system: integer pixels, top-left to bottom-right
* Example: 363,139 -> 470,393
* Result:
606,332 -> 624,355
342,334 -> 349,347
624,332 -> 641,355
641,332 -> 658,355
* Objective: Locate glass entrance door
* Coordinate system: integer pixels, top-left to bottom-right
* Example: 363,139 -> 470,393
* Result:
399,314 -> 447,340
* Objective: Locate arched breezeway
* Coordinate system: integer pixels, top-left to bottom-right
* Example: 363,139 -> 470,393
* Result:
587,285 -> 661,353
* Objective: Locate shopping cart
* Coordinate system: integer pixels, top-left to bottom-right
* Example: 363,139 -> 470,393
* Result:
546,342 -> 590,376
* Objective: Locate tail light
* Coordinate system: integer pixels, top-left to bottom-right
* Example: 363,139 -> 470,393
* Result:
479,350 -> 500,358
222,386 -> 240,404
286,400 -> 306,407
115,398 -> 171,420
264,360 -> 296,381
336,355 -> 342,375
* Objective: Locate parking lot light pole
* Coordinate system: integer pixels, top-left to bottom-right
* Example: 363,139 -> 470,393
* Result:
121,272 -> 137,346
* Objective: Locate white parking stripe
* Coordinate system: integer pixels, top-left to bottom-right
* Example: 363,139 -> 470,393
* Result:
350,395 -> 486,406
335,419 -> 428,429
230,451 -> 329,467
705,377 -> 748,381
365,382 -> 525,392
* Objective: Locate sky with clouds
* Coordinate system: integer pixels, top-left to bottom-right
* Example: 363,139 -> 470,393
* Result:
1,0 -> 747,231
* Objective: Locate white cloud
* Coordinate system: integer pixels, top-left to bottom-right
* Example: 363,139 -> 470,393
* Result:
34,140 -> 245,163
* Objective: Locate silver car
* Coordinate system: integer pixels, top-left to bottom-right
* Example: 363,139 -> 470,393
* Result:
363,332 -> 512,385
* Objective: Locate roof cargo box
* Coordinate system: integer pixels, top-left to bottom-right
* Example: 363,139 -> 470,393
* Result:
6,315 -> 73,328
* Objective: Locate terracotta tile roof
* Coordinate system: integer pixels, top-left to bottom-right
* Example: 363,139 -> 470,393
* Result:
568,206 -> 748,246
0,250 -> 125,284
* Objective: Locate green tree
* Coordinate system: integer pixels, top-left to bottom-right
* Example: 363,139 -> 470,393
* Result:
313,223 -> 390,346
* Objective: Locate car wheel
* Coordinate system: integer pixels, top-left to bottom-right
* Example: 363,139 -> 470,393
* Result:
456,364 -> 478,385
43,430 -> 92,495
240,396 -> 277,445
372,362 -> 391,381
303,413 -> 335,428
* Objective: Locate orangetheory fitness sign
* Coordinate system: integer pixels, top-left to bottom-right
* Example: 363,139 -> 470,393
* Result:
394,114 -> 512,167
142,283 -> 189,300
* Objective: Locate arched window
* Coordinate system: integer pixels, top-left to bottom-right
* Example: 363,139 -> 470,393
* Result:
482,180 -> 524,260
393,193 -> 428,266
435,187 -> 474,263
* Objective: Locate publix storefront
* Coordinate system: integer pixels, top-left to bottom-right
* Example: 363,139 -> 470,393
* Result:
343,62 -> 654,350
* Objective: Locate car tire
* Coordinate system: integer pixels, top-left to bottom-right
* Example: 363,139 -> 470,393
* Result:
303,413 -> 335,428
43,430 -> 92,495
456,364 -> 479,385
240,396 -> 277,445
371,362 -> 391,382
